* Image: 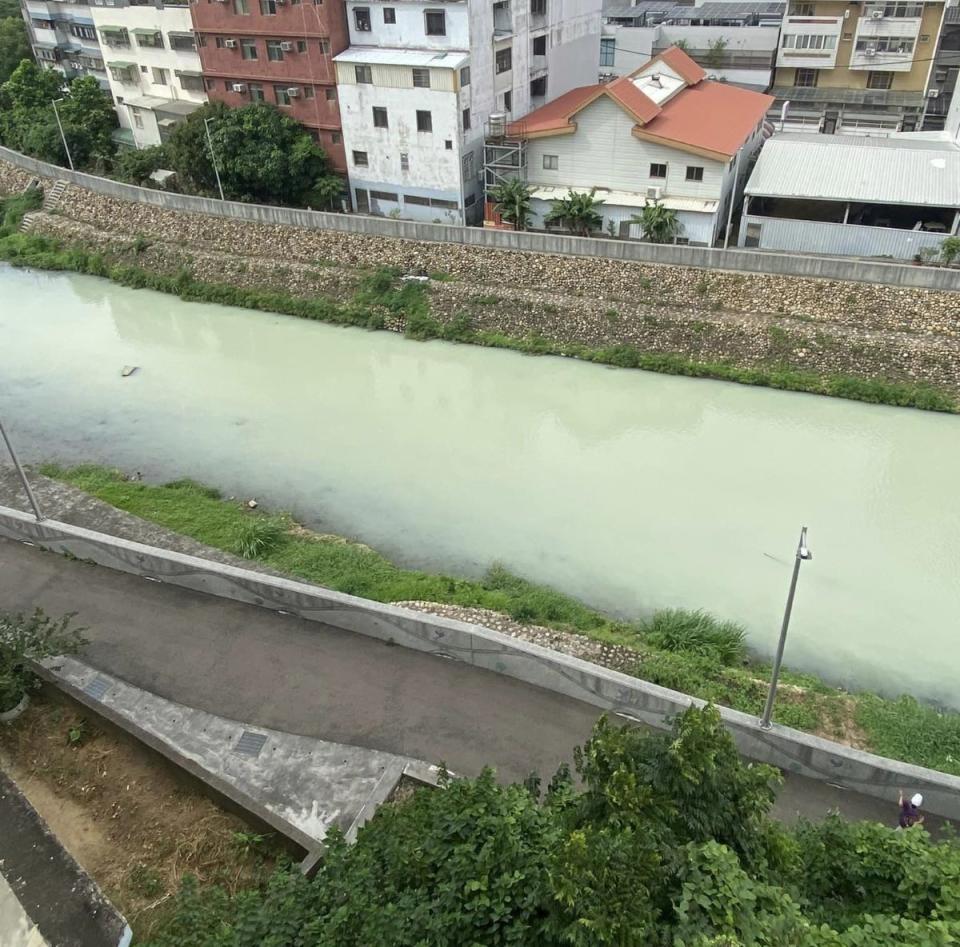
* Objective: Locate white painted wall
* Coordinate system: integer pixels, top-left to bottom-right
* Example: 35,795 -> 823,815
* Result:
345,1 -> 471,51
90,4 -> 205,148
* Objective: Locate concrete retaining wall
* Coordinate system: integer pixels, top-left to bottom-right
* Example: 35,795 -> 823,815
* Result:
3,504 -> 959,820
3,145 -> 959,291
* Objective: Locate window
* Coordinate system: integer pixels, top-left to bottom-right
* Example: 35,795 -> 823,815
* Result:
405,195 -> 430,206
531,0 -> 546,12
543,154 -> 558,170
267,40 -> 283,60
866,71 -> 893,89
355,188 -> 370,213
462,107 -> 471,129
355,64 -> 372,83
400,152 -> 409,170
234,0 -> 249,13
370,190 -> 399,202
383,6 -> 395,22
205,78 -> 215,90
425,9 -> 445,35
249,82 -> 264,101
331,131 -> 341,143
133,110 -> 143,129
599,37 -> 615,66
70,23 -> 97,40
152,67 -> 168,85
649,162 -> 667,178
295,39 -> 306,52
855,36 -> 915,53
169,33 -> 196,50
496,47 -> 512,73
445,139 -> 453,149
215,36 -> 226,47
304,85 -> 314,98
463,151 -> 474,179
789,2 -> 814,13
241,38 -> 257,59
354,6 -> 371,31
793,68 -> 818,87
530,75 -> 546,97
137,31 -> 163,48
319,38 -> 330,54
353,150 -> 369,167
685,165 -> 704,182
274,84 -> 291,105
532,34 -> 546,56
416,109 -> 432,132
260,0 -> 277,13
373,106 -> 388,127
412,67 -> 430,88
782,33 -> 836,50
326,87 -> 336,100
460,65 -> 470,86
179,73 -> 204,91
503,90 -> 512,111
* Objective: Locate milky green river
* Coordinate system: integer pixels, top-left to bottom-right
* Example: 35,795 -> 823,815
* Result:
3,265 -> 959,705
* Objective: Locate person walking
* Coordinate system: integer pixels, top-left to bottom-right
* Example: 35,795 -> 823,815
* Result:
898,790 -> 924,829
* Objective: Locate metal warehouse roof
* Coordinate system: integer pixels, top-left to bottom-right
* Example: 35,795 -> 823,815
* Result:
745,133 -> 960,207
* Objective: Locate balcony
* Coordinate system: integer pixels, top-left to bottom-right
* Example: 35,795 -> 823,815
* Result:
529,53 -> 546,75
776,15 -> 843,70
493,1 -> 512,37
849,13 -> 921,71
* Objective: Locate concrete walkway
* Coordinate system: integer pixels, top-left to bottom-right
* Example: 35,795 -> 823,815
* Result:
0,534 -> 915,828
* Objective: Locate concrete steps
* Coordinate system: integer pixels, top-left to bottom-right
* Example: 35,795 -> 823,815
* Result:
18,212 -> 38,233
42,179 -> 68,212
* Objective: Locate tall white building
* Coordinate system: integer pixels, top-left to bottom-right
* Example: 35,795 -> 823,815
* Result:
21,0 -> 108,89
334,0 -> 603,223
89,0 -> 206,149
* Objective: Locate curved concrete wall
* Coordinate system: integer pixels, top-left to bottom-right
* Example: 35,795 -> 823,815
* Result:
1,504 -> 959,820
3,145 -> 959,291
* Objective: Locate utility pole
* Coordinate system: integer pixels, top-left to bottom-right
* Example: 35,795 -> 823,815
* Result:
759,526 -> 813,730
52,98 -> 74,171
0,418 -> 45,522
204,117 -> 225,202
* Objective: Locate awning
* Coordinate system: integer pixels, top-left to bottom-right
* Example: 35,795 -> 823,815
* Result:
157,118 -> 179,128
167,31 -> 194,39
98,25 -> 126,33
174,69 -> 201,78
131,28 -> 160,36
107,60 -> 135,69
530,186 -> 718,214
125,95 -> 169,109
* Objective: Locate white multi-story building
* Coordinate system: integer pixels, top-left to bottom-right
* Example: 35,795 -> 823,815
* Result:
334,0 -> 603,223
486,46 -> 773,245
21,0 -> 108,89
89,0 -> 206,149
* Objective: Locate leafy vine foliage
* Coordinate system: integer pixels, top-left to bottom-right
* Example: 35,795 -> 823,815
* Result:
144,705 -> 960,946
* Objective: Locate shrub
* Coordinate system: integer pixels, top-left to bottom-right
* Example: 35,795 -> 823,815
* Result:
232,515 -> 287,559
642,608 -> 747,666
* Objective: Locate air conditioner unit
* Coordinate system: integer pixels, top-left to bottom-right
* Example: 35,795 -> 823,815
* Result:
232,82 -> 247,92
223,38 -> 237,47
286,86 -> 300,96
646,185 -> 662,200
280,40 -> 294,51
865,46 -> 876,56
927,88 -> 940,98
870,9 -> 884,17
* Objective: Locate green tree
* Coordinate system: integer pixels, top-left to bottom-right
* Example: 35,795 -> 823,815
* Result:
544,187 -> 604,236
305,173 -> 345,211
632,198 -> 682,243
939,235 -> 960,266
166,102 -> 332,206
115,144 -> 170,185
0,15 -> 31,86
491,176 -> 533,230
706,36 -> 729,71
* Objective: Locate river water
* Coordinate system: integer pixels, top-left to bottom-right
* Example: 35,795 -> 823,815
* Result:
3,264 -> 959,705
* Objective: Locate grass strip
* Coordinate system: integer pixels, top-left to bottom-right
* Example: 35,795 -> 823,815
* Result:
38,463 -> 960,776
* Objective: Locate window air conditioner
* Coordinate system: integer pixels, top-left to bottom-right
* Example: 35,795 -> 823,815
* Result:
232,82 -> 247,92
224,38 -> 237,47
280,40 -> 294,51
927,88 -> 940,98
287,86 -> 300,96
865,46 -> 876,56
870,9 -> 883,17
646,185 -> 662,200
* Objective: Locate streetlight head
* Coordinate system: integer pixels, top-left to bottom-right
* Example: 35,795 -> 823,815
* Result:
799,547 -> 812,561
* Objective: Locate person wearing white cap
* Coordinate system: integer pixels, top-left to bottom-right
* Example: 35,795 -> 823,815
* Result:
897,790 -> 925,829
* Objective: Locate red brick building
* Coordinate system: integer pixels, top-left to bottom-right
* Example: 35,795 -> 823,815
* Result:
190,0 -> 348,171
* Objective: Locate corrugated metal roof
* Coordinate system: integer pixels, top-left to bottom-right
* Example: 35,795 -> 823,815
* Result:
746,134 -> 960,207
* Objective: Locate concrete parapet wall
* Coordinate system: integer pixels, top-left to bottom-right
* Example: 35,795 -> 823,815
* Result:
3,505 -> 959,820
2,145 -> 958,291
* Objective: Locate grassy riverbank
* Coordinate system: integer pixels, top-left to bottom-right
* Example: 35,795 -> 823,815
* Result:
1,190 -> 956,413
39,462 -> 960,776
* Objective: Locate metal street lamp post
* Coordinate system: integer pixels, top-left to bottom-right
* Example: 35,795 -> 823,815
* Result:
52,98 -> 74,172
759,526 -> 812,730
0,418 -> 45,522
204,117 -> 226,202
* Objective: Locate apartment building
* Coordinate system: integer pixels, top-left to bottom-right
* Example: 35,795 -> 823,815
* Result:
485,47 -> 773,244
22,0 -> 108,88
770,0 -> 947,134
90,1 -> 206,148
600,0 -> 786,91
334,0 -> 603,223
190,0 -> 348,170
923,1 -> 959,129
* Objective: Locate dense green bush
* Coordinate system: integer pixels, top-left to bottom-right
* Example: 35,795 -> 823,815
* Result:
143,707 -> 960,947
642,607 -> 747,666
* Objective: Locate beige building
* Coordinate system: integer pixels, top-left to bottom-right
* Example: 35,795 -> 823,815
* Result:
770,0 -> 947,134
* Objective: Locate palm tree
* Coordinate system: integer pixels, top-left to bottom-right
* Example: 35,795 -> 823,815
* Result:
544,188 -> 605,236
631,199 -> 682,244
491,177 -> 533,231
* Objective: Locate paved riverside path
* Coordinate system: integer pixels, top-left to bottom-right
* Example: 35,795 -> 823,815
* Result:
0,536 -> 924,828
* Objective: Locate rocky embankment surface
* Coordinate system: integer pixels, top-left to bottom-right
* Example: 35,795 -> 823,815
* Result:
3,163 -> 959,395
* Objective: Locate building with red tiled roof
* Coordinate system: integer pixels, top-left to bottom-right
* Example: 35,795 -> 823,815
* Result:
489,46 -> 773,246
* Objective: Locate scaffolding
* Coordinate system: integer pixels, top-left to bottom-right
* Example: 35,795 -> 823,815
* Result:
482,116 -> 528,194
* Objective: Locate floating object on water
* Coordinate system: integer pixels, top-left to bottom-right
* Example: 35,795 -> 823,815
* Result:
121,366 -> 139,377
247,499 -> 258,509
